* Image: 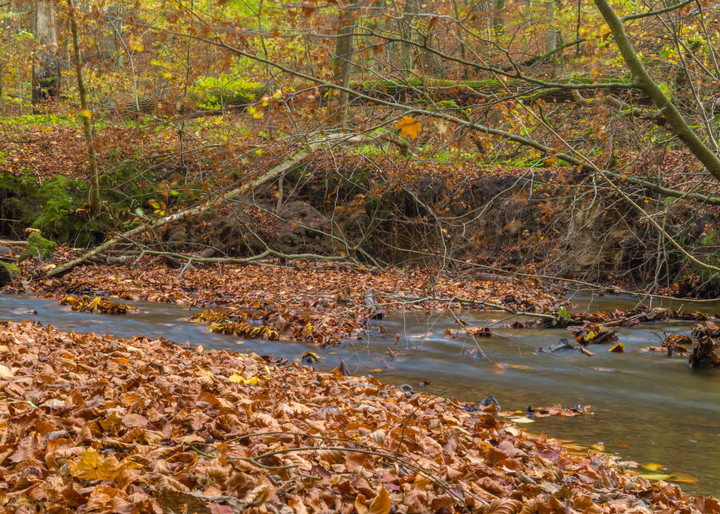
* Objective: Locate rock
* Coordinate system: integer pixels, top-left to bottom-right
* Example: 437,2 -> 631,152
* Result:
19,233 -> 56,262
539,337 -> 575,352
476,394 -> 501,412
0,246 -> 12,257
0,262 -> 21,286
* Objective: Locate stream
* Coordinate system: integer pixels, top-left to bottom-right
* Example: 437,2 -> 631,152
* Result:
1,292 -> 719,496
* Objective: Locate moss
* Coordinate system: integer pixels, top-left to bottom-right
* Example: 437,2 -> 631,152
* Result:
0,262 -> 20,280
19,233 -> 57,261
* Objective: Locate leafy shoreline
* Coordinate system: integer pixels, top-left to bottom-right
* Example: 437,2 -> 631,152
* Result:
0,320 -> 715,512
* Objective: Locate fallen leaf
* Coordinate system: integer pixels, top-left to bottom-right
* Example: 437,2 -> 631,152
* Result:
395,116 -> 422,139
70,448 -> 123,481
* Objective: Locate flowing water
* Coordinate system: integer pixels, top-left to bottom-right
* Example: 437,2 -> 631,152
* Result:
1,292 -> 719,496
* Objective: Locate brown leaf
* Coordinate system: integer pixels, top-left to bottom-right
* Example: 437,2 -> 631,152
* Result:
158,490 -> 212,514
367,486 -> 391,514
9,435 -> 38,464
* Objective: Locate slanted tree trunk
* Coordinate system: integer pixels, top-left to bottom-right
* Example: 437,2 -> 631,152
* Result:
32,0 -> 60,109
593,0 -> 720,181
67,0 -> 101,215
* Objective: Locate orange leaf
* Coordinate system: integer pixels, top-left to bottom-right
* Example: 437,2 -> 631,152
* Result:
395,116 -> 421,139
368,486 -> 391,514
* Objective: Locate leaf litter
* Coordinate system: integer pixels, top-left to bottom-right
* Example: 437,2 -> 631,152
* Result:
0,321 -> 715,512
20,258 -> 562,347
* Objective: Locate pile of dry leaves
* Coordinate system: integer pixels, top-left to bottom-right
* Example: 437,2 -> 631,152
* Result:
0,321 -> 715,512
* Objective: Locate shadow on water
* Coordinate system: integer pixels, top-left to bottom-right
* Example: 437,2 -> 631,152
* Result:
1,292 -> 720,496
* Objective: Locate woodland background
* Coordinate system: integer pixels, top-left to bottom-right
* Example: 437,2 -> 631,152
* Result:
0,0 -> 719,295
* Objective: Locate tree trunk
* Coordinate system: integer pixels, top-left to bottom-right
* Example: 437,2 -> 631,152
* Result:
400,0 -> 417,71
67,0 -> 101,215
546,0 -> 556,52
493,0 -> 505,38
332,0 -> 357,123
105,4 -> 125,67
32,0 -> 60,108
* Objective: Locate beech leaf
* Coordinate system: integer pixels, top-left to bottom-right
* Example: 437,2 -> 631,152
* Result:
70,448 -> 123,481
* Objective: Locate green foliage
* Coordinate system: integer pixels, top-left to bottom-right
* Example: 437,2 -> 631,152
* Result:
701,230 -> 717,247
191,75 -> 264,109
0,171 -> 89,243
0,114 -> 79,127
19,232 -> 57,261
437,100 -> 460,110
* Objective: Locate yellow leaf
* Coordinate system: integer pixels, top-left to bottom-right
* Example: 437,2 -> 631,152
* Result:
229,373 -> 260,385
561,443 -> 586,450
642,463 -> 664,471
512,416 -> 535,424
129,36 -> 144,52
639,473 -> 672,481
395,115 -> 422,139
586,330 -> 596,340
80,109 -> 93,119
609,342 -> 625,353
70,448 -> 122,481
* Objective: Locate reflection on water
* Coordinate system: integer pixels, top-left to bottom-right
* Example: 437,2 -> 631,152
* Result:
1,292 -> 719,496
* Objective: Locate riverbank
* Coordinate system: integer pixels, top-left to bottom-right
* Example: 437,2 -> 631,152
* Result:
0,320 -> 713,512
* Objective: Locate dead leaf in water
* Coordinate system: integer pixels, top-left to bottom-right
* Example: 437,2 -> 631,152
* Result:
670,471 -> 698,484
641,463 -> 664,471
